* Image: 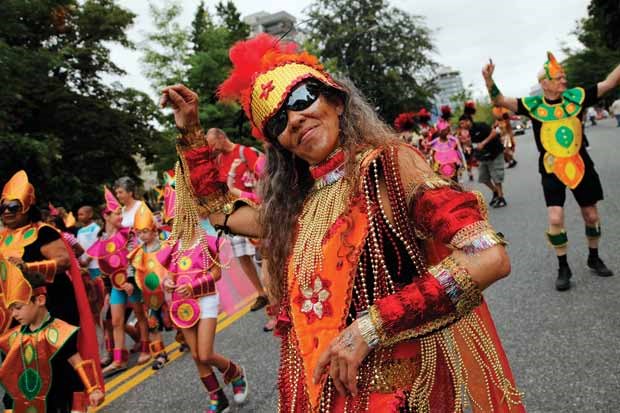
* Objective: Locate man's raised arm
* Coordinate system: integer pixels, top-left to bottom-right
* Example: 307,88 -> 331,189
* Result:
482,59 -> 519,113
597,63 -> 620,98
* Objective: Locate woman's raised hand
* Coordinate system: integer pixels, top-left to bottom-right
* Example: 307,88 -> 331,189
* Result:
160,84 -> 201,133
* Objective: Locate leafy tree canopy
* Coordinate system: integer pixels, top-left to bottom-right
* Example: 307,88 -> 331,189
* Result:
0,0 -> 164,209
142,0 -> 258,151
562,0 -> 620,106
305,0 -> 437,123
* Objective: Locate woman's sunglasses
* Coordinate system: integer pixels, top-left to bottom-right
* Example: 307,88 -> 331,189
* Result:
264,79 -> 325,141
0,201 -> 22,214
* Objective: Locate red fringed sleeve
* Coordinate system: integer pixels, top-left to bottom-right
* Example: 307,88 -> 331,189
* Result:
413,186 -> 485,244
369,184 -> 487,345
182,146 -> 227,197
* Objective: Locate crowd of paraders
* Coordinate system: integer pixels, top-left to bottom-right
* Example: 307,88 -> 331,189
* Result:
1,32 -> 619,413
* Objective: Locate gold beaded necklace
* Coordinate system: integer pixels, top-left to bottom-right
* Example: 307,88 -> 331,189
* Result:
291,151 -> 352,291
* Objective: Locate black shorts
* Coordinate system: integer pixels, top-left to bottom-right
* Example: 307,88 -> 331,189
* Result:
541,166 -> 604,207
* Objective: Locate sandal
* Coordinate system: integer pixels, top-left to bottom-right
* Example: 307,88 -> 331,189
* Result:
152,353 -> 168,370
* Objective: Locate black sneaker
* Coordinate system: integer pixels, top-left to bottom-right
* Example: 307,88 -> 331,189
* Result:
207,388 -> 230,413
493,197 -> 507,208
489,195 -> 499,207
587,257 -> 614,277
555,266 -> 572,291
250,295 -> 269,312
507,159 -> 518,168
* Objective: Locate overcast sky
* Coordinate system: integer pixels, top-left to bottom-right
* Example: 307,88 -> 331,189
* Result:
107,0 -> 589,101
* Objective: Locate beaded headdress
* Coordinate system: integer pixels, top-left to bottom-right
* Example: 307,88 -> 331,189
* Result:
541,51 -> 564,81
103,186 -> 121,215
218,33 -> 344,141
134,203 -> 157,231
1,170 -> 36,213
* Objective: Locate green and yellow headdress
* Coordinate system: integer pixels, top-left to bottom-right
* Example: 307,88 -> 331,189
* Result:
540,51 -> 564,81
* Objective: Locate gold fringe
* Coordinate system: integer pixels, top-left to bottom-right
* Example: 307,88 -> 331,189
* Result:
405,312 -> 524,412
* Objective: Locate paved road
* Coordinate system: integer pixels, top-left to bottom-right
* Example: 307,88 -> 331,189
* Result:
97,118 -> 620,412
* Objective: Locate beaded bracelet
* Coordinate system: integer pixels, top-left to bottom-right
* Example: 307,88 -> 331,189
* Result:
356,312 -> 380,349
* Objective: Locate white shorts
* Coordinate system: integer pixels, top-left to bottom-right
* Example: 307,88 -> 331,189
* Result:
228,235 -> 256,258
198,294 -> 220,319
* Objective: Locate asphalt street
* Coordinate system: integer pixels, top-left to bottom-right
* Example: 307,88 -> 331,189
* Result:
8,118 -> 620,413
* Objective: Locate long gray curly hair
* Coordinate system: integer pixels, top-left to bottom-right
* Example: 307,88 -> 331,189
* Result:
258,78 -> 398,304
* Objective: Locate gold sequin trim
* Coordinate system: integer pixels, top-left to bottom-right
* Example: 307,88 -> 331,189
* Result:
371,357 -> 421,393
450,221 -> 493,248
404,173 -> 454,205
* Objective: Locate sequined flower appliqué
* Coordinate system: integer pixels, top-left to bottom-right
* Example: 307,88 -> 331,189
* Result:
294,277 -> 332,323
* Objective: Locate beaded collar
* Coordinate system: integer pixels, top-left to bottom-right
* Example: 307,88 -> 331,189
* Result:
309,148 -> 346,191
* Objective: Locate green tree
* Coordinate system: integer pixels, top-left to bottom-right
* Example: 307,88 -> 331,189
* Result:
142,1 -> 258,151
0,0 -> 164,209
305,0 -> 437,123
562,0 -> 620,106
215,1 -> 250,42
142,0 -> 191,88
586,0 -> 620,50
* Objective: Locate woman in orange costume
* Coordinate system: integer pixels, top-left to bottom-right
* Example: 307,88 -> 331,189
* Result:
161,34 -> 525,412
0,170 -> 102,412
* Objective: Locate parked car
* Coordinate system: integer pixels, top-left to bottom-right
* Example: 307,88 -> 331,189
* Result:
510,118 -> 525,135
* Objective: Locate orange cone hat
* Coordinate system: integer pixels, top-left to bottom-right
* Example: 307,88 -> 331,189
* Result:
134,203 -> 157,231
1,171 -> 36,213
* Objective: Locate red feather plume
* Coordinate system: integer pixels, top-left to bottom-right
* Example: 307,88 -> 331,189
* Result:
394,112 -> 417,132
464,100 -> 476,116
440,105 -> 452,120
417,108 -> 431,121
218,34 -> 326,139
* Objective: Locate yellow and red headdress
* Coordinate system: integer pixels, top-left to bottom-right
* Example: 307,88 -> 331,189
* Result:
103,186 -> 121,215
134,203 -> 157,231
1,170 -> 36,213
0,255 -> 46,308
218,33 -> 344,141
541,51 -> 564,81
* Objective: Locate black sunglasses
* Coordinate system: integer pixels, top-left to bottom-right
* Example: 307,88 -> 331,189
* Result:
263,79 -> 325,140
0,201 -> 21,214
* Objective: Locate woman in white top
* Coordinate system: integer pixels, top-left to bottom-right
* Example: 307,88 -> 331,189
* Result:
114,176 -> 143,228
111,176 -> 148,362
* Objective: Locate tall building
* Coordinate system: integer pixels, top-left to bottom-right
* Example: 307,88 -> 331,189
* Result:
432,65 -> 465,110
244,11 -> 299,43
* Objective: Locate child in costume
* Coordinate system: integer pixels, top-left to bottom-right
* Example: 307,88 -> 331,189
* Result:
430,120 -> 466,181
0,257 -> 104,413
87,187 -> 150,376
158,225 -> 248,412
492,107 -> 518,168
460,100 -> 478,181
416,108 -> 434,157
157,152 -> 249,413
430,106 -> 467,181
127,203 -> 169,370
